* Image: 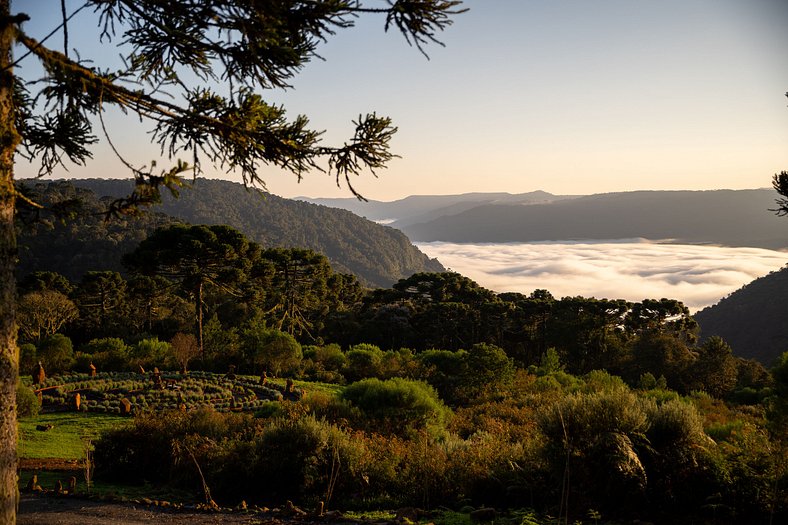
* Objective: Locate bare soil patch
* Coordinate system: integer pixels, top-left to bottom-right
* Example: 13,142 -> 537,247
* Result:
18,495 -> 325,525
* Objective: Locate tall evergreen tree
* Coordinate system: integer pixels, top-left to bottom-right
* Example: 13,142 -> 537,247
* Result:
0,1 -> 465,521
124,224 -> 258,355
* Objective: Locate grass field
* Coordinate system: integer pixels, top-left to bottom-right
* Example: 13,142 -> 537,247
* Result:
18,412 -> 129,460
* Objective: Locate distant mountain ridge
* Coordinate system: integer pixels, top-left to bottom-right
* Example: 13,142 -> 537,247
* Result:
695,265 -> 788,365
21,179 -> 444,287
300,191 -> 578,228
398,189 -> 788,249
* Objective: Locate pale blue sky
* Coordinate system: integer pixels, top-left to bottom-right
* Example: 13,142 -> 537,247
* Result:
14,0 -> 788,200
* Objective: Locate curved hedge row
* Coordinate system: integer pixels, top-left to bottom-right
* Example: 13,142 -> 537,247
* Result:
36,371 -> 284,414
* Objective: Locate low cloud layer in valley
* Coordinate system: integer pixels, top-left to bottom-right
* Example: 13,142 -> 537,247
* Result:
416,240 -> 788,311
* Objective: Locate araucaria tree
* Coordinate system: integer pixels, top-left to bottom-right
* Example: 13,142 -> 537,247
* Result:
0,1 -> 465,522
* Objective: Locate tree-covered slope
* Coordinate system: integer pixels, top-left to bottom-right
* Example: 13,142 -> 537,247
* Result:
61,178 -> 444,287
16,181 -> 180,282
695,265 -> 788,365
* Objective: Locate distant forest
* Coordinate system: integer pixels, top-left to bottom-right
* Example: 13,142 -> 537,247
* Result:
16,179 -> 443,287
696,265 -> 788,366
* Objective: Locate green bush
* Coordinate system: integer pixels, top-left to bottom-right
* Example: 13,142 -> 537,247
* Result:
77,338 -> 131,371
341,377 -> 451,437
583,369 -> 628,393
19,343 -> 37,374
16,381 -> 40,418
416,348 -> 467,403
641,398 -> 721,513
36,334 -> 74,373
130,337 -> 171,369
344,344 -> 384,381
538,389 -> 649,513
242,325 -> 302,376
311,343 -> 347,371
461,343 -> 514,397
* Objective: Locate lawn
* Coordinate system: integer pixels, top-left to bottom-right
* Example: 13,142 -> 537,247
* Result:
18,412 -> 129,461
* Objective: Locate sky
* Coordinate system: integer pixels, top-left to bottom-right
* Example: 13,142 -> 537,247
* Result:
417,240 -> 788,311
14,0 -> 788,201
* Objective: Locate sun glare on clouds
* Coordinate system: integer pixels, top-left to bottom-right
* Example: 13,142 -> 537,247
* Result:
416,240 -> 788,311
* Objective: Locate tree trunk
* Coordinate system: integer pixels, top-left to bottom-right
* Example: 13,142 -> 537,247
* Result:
0,1 -> 20,522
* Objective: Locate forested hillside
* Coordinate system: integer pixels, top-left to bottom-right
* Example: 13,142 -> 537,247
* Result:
695,265 -> 788,365
16,181 -> 180,282
403,189 -> 788,248
19,179 -> 443,287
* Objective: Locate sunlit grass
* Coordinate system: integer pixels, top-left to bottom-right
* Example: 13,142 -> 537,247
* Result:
239,375 -> 345,397
18,412 -> 129,460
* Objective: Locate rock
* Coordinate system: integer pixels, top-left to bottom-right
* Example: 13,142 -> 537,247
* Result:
285,500 -> 307,516
470,508 -> 496,523
25,474 -> 37,493
395,507 -> 420,523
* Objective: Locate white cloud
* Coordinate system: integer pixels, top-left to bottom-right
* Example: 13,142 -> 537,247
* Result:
416,240 -> 788,311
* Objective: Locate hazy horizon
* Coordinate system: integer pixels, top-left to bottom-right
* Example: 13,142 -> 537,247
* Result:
416,240 -> 788,312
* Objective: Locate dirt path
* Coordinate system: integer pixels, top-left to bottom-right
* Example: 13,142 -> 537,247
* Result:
18,495 -> 322,525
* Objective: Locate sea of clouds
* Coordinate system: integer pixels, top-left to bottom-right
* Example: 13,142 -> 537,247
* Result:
415,240 -> 788,312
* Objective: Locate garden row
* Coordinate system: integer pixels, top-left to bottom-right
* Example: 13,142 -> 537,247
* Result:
29,371 -> 296,414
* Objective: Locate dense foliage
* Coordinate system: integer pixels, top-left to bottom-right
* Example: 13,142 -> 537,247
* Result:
16,179 -> 444,287
89,365 -> 788,523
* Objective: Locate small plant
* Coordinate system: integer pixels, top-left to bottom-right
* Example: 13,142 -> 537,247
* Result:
83,439 -> 94,494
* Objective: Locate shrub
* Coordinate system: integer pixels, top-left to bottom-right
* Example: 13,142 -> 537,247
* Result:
243,325 -> 302,376
312,344 -> 347,371
341,377 -> 451,437
16,381 -> 40,418
582,369 -> 627,393
344,344 -> 384,381
461,343 -> 514,398
19,343 -> 37,374
130,337 -> 172,369
36,333 -> 74,373
215,415 -> 367,506
77,337 -> 130,371
94,408 -> 255,485
416,349 -> 467,403
538,389 -> 649,513
641,398 -> 721,513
